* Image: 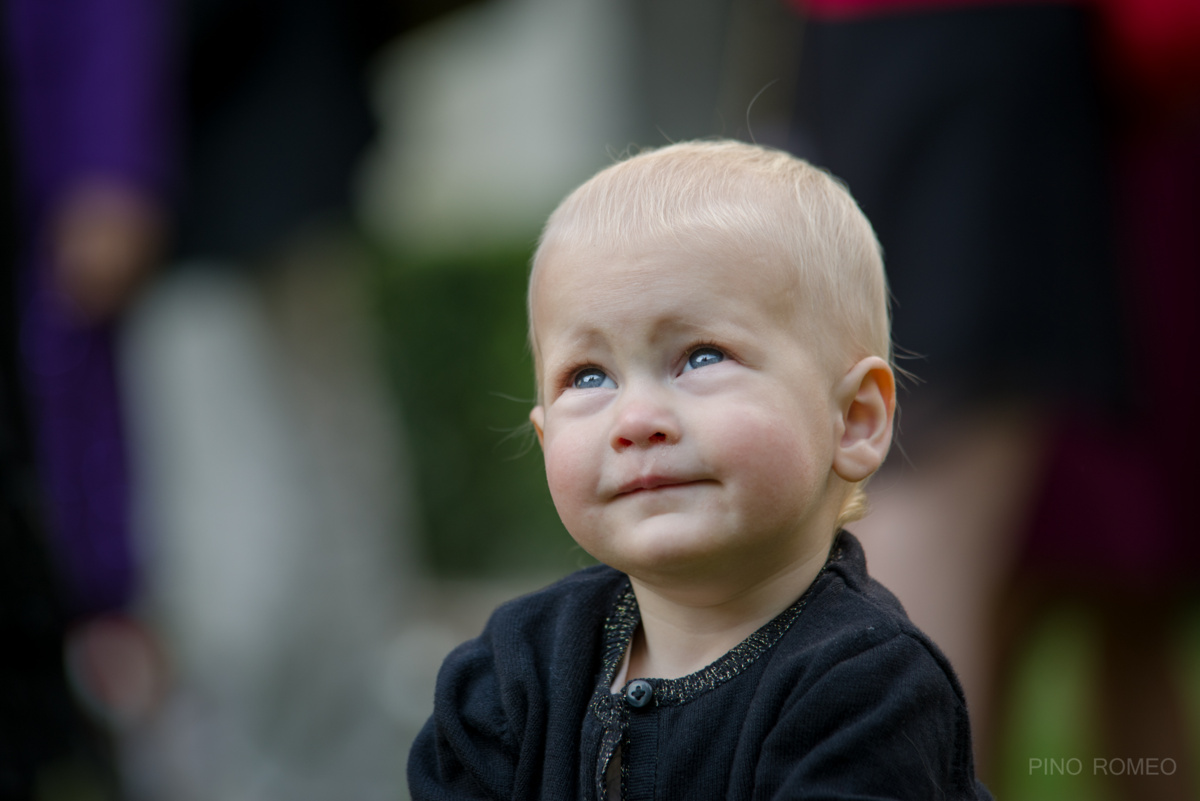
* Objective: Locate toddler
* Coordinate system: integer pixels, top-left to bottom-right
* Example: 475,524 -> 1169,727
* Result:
408,140 -> 991,800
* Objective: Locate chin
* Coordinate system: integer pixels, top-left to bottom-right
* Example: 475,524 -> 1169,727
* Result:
608,521 -> 734,579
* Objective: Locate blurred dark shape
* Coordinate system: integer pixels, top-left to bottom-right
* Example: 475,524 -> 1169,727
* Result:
1099,0 -> 1200,109
1012,70 -> 1200,801
794,4 -> 1121,416
1021,122 -> 1200,592
175,0 -> 378,261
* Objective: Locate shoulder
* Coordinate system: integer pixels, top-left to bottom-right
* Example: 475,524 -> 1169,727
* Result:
486,563 -> 627,630
772,531 -> 970,715
466,564 -> 627,669
752,532 -> 989,799
409,565 -> 627,799
779,531 -> 963,688
438,563 -> 626,690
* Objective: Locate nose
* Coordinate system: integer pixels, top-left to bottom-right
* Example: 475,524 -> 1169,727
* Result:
611,386 -> 679,450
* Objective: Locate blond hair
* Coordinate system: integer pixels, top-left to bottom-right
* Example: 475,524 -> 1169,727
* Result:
530,140 -> 890,529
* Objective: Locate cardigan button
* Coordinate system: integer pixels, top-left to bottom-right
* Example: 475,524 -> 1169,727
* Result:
625,680 -> 653,708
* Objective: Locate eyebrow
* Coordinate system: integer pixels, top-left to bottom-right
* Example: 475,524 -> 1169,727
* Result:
547,314 -> 759,363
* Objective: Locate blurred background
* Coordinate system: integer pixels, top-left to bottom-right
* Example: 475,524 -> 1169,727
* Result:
2,0 -> 1198,799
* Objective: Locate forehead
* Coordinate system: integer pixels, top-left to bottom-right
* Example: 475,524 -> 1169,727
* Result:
529,237 -> 804,347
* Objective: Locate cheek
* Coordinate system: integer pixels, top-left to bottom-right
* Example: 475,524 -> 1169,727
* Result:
541,428 -> 599,514
708,404 -> 828,505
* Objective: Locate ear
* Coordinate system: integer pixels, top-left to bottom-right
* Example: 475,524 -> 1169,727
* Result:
832,356 -> 895,482
530,406 -> 546,447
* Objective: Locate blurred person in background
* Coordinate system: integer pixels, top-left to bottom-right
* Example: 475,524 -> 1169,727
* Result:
788,0 -> 1200,797
4,1 -> 174,787
1,11 -> 128,794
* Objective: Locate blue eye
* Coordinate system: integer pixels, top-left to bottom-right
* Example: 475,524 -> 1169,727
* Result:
684,347 -> 725,371
573,368 -> 615,390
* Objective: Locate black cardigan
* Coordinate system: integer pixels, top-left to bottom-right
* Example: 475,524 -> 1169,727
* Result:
408,532 -> 992,800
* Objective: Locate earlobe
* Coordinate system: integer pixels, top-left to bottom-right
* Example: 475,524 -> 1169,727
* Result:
831,357 -> 895,482
530,406 -> 546,447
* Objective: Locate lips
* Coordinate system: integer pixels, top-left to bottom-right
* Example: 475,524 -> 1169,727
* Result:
615,475 -> 702,496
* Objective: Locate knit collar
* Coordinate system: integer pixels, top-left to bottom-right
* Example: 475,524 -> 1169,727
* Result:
594,532 -> 845,709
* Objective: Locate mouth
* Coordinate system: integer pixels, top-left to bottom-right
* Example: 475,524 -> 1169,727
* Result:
614,475 -> 704,497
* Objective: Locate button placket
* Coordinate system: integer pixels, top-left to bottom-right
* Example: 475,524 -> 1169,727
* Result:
623,684 -> 658,801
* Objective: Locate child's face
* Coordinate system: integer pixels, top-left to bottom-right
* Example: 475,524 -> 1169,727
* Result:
529,240 -> 849,588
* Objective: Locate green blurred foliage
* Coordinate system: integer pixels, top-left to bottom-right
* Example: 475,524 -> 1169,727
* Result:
996,605 -> 1107,801
996,602 -> 1200,800
370,241 -> 588,577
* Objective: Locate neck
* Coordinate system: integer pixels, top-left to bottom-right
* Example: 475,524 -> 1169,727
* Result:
625,545 -> 830,681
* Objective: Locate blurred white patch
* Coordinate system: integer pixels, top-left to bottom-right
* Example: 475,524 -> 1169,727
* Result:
357,0 -> 634,253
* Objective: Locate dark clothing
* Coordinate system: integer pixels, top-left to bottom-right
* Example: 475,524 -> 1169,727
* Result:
1,17 -> 112,793
5,0 -> 174,617
409,532 -> 991,800
792,3 -> 1121,421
